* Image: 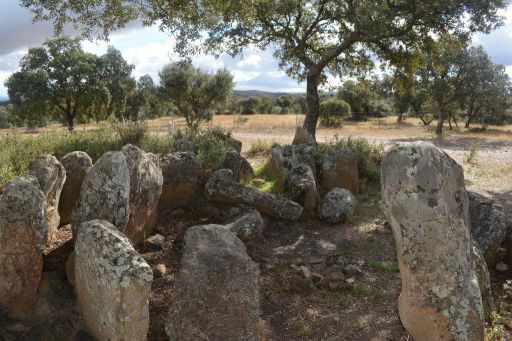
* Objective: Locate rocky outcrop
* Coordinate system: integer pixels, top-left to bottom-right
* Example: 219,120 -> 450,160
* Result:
221,148 -> 254,182
224,209 -> 266,241
468,190 -> 507,267
121,144 -> 163,245
166,224 -> 259,341
269,144 -> 316,179
205,169 -> 303,221
0,177 -> 47,319
171,138 -> 197,154
72,151 -> 130,239
58,151 -> 93,227
75,220 -> 153,341
321,148 -> 359,195
381,142 -> 485,341
284,163 -> 318,214
158,152 -> 200,211
27,154 -> 66,237
318,187 -> 356,224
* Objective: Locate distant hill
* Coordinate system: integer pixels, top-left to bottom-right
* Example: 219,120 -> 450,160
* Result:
0,100 -> 8,107
233,90 -> 305,100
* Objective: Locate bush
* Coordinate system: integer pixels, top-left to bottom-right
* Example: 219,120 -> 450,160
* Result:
112,120 -> 148,145
247,139 -> 278,157
172,126 -> 233,170
0,126 -> 171,182
320,98 -> 351,127
315,135 -> 383,184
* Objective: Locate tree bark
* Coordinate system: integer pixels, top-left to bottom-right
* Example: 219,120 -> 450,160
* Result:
397,112 -> 404,123
66,108 -> 75,132
436,111 -> 444,135
303,73 -> 320,140
448,116 -> 453,130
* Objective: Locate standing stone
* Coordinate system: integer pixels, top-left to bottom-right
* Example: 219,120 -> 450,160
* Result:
205,169 -> 303,221
58,151 -> 93,227
75,220 -> 153,341
158,152 -> 200,211
72,151 -> 130,239
468,190 -> 507,267
284,164 -> 318,214
27,154 -> 66,237
318,187 -> 356,224
166,224 -> 259,341
0,177 -> 47,319
321,148 -> 359,195
269,144 -> 316,179
230,138 -> 243,153
172,138 -> 197,154
381,142 -> 484,341
121,144 -> 163,245
222,148 -> 254,182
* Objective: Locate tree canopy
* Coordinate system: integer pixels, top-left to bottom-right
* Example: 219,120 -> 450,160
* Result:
21,0 -> 509,138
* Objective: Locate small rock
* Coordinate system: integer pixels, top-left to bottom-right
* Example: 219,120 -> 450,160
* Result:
311,272 -> 324,283
345,277 -> 355,284
153,264 -> 167,279
343,264 -> 362,276
251,178 -> 266,186
300,266 -> 312,279
325,272 -> 345,282
288,257 -> 306,266
496,262 -> 510,272
146,234 -> 165,249
224,209 -> 265,241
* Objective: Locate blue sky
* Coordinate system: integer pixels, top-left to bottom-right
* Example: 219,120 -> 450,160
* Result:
1,1 -> 512,99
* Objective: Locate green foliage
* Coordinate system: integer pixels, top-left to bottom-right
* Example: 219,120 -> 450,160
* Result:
172,126 -> 233,170
276,96 -> 293,114
239,97 -> 261,115
250,163 -> 284,194
111,120 -> 148,145
368,261 -> 399,272
0,127 -> 171,182
315,136 -> 383,184
159,60 -> 233,130
319,98 -> 351,127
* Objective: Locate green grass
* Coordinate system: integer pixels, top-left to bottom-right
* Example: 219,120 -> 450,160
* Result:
296,325 -> 310,337
246,138 -> 278,157
247,163 -> 284,194
368,260 -> 399,272
352,283 -> 371,296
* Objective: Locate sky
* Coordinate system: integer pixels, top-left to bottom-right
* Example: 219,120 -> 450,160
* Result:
1,1 -> 512,100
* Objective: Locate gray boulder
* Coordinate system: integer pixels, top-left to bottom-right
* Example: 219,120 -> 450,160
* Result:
58,151 -> 93,227
318,188 -> 355,224
230,138 -> 243,153
381,142 -> 484,341
0,177 -> 47,319
205,169 -> 303,221
172,138 -> 197,154
321,148 -> 359,195
166,224 -> 259,341
75,220 -> 153,341
121,144 -> 163,245
158,152 -> 200,211
468,190 -> 507,267
269,144 -> 316,179
284,163 -> 318,214
27,154 -> 66,237
224,209 -> 266,241
72,151 -> 130,239
221,148 -> 254,182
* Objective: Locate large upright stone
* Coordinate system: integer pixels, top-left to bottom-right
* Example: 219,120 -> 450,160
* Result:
321,148 -> 359,195
222,148 -> 254,182
269,144 -> 316,179
205,169 -> 303,221
75,220 -> 153,341
284,163 -> 318,214
468,190 -> 507,267
158,152 -> 200,211
166,224 -> 259,341
381,142 -> 484,341
27,154 -> 66,237
0,177 -> 47,319
72,151 -> 130,238
121,144 -> 163,245
58,151 -> 93,227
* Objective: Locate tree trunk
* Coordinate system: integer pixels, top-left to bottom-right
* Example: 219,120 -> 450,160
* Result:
465,116 -> 471,128
66,109 -> 75,132
397,112 -> 403,123
465,104 -> 474,128
303,73 -> 320,140
436,112 -> 444,135
448,116 -> 453,130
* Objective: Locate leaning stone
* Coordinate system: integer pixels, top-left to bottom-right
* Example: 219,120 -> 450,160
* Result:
205,169 -> 303,221
0,177 -> 47,319
27,154 -> 66,238
222,148 -> 254,182
171,138 -> 197,154
381,142 -> 484,341
468,190 -> 507,267
75,220 -> 153,341
321,148 -> 359,195
121,144 -> 163,245
72,151 -> 130,239
224,209 -> 266,241
58,151 -> 93,227
318,188 -> 355,224
166,224 -> 259,341
284,163 -> 318,214
269,144 -> 316,179
158,152 -> 200,211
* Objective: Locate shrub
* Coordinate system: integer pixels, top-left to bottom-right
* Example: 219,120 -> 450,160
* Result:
315,135 -> 383,184
172,126 -> 233,170
112,120 -> 148,145
319,98 -> 351,127
247,139 -> 277,157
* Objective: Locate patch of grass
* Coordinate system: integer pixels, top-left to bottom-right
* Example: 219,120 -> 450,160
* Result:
247,139 -> 278,157
373,289 -> 391,302
352,283 -> 371,296
368,261 -> 399,272
296,325 -> 310,337
315,135 -> 383,184
338,297 -> 352,310
485,311 -> 508,341
248,163 -> 284,194
329,248 -> 344,257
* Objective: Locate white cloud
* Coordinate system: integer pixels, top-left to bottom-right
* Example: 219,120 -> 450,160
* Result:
236,54 -> 262,68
